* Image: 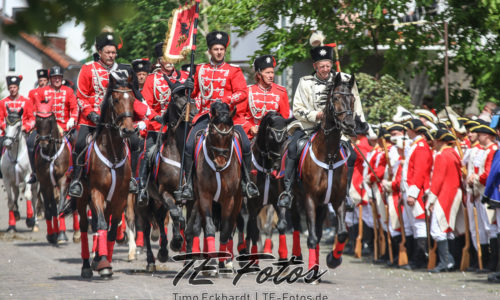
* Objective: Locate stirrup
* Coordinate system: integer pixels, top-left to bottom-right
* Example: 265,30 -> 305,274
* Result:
137,188 -> 149,207
277,191 -> 293,208
244,181 -> 259,199
68,181 -> 83,198
129,178 -> 138,193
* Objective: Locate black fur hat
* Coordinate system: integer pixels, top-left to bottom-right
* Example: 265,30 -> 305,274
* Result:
206,31 -> 230,48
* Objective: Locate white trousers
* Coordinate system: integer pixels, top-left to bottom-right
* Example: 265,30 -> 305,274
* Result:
430,209 -> 455,242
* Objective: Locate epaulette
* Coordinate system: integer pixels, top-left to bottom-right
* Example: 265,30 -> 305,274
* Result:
418,142 -> 424,147
84,61 -> 94,66
302,75 -> 315,81
274,84 -> 287,92
493,144 -> 499,151
229,63 -> 240,68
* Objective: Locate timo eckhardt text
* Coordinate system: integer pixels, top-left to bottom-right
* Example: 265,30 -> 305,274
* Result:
173,292 -> 329,300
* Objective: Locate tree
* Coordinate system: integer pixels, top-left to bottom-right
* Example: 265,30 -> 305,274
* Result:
206,0 -> 499,108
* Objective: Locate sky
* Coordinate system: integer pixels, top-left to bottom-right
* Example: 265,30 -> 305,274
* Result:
1,0 -> 89,61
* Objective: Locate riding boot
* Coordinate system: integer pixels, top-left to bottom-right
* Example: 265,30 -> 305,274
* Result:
68,164 -> 84,198
486,238 -> 499,272
175,153 -> 194,202
344,168 -> 355,212
241,152 -> 259,199
430,240 -> 451,273
277,155 -> 296,208
27,145 -> 37,184
137,158 -> 150,207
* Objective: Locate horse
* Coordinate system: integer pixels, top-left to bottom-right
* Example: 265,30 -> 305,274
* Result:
244,112 -> 291,261
185,102 -> 243,271
291,73 -> 356,274
34,109 -> 79,244
76,68 -> 136,279
135,78 -> 195,271
1,108 -> 38,232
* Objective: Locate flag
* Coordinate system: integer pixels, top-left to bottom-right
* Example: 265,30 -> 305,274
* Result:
163,0 -> 199,63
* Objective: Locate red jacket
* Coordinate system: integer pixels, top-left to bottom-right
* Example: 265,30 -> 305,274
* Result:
351,136 -> 372,205
403,135 -> 433,219
0,95 -> 31,132
191,62 -> 247,124
479,143 -> 499,185
240,83 -> 290,139
28,85 -> 78,131
142,70 -> 187,132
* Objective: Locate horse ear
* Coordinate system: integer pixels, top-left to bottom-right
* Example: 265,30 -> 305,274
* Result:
230,107 -> 236,119
348,74 -> 356,90
334,72 -> 342,87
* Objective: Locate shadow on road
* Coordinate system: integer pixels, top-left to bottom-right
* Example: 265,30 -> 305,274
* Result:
57,258 -> 82,264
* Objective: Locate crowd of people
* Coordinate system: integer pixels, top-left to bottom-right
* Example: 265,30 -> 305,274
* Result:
1,28 -> 500,282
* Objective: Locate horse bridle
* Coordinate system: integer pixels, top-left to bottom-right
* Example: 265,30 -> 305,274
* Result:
4,119 -> 21,143
322,89 -> 354,135
264,125 -> 286,159
35,113 -> 62,143
208,122 -> 234,160
103,88 -> 135,130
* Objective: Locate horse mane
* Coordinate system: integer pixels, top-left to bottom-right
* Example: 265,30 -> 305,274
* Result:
254,111 -> 280,144
210,102 -> 233,126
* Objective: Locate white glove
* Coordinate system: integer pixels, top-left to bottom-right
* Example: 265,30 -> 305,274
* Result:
66,118 -> 75,130
137,121 -> 146,131
382,179 -> 392,192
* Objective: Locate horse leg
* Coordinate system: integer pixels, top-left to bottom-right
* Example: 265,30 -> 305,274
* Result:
5,181 -> 17,232
155,205 -> 169,263
275,204 -> 289,260
163,192 -> 183,252
125,194 -> 137,261
236,213 -> 248,255
42,191 -> 57,244
314,206 -> 328,267
291,205 -> 303,260
92,191 -> 112,278
135,204 -> 146,255
144,217 -> 156,272
304,196 -> 319,271
218,198 -> 236,270
262,205 -> 275,254
25,182 -> 35,229
327,201 -> 348,269
78,197 -> 92,279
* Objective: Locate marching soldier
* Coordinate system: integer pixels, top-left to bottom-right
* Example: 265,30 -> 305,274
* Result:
176,30 -> 259,202
68,31 -> 159,198
242,55 -> 290,139
136,42 -> 187,203
426,129 -> 462,272
277,44 -> 367,209
401,118 -> 433,269
26,66 -> 78,184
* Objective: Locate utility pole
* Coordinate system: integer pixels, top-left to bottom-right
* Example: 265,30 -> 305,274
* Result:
444,21 -> 449,107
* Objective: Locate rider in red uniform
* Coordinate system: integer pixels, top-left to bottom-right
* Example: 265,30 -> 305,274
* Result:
26,66 -> 78,183
0,76 -> 31,132
176,30 -> 259,202
68,31 -> 160,198
241,55 -> 290,140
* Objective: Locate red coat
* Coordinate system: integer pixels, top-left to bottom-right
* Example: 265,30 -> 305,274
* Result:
350,136 -> 372,205
240,83 -> 290,139
427,146 -> 462,232
479,143 -> 498,185
0,95 -> 31,132
142,70 -> 187,132
28,85 -> 78,131
403,135 -> 433,219
387,158 -> 403,231
191,62 -> 247,124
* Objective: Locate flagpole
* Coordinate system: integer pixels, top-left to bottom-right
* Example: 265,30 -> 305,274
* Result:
177,0 -> 200,201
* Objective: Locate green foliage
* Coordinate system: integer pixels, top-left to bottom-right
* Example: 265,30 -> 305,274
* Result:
356,72 -> 413,123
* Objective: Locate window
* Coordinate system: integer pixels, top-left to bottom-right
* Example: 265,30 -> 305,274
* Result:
8,43 -> 15,72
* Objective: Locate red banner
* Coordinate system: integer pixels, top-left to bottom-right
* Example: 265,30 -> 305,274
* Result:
163,1 -> 198,63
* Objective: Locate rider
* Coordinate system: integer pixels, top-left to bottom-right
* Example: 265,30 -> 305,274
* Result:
136,42 -> 188,204
241,55 -> 290,140
0,76 -> 31,133
277,45 -> 366,209
26,66 -> 78,183
68,31 -> 160,198
131,58 -> 151,92
176,30 -> 259,202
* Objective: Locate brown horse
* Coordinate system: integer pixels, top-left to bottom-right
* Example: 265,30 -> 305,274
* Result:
77,68 -> 136,278
138,79 -> 196,272
293,73 -> 356,272
185,102 -> 242,270
34,111 -> 77,245
245,111 -> 291,261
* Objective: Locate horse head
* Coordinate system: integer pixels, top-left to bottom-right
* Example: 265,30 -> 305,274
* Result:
323,72 -> 356,136
208,101 -> 235,169
255,111 -> 292,170
103,66 -> 136,138
3,109 -> 23,149
164,77 -> 198,129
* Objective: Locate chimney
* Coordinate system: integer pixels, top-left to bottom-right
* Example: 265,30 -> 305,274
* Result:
48,36 -> 66,53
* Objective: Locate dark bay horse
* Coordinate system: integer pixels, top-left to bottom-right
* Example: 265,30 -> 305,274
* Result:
185,102 -> 242,270
245,112 -> 291,260
138,79 -> 196,272
292,73 -> 356,273
34,109 -> 76,244
77,68 -> 136,278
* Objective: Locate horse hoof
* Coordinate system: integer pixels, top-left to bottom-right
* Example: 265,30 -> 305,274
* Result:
81,267 -> 93,279
295,255 -> 303,262
91,257 -> 100,271
7,225 -> 16,233
157,248 -> 169,263
146,263 -> 156,273
58,231 -> 69,244
13,211 -> 20,221
32,225 -> 39,233
170,236 -> 183,252
128,253 -> 136,261
151,227 -> 160,242
26,217 -> 36,228
97,258 -> 111,271
46,233 -> 57,244
73,230 -> 81,243
99,267 -> 113,278
116,232 -> 128,245
326,251 -> 342,269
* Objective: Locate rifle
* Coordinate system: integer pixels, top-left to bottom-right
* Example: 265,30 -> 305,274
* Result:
385,204 -> 393,263
397,132 -> 409,266
370,188 -> 379,261
473,206 -> 483,270
354,205 -> 363,258
380,138 -> 394,263
426,208 -> 437,270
